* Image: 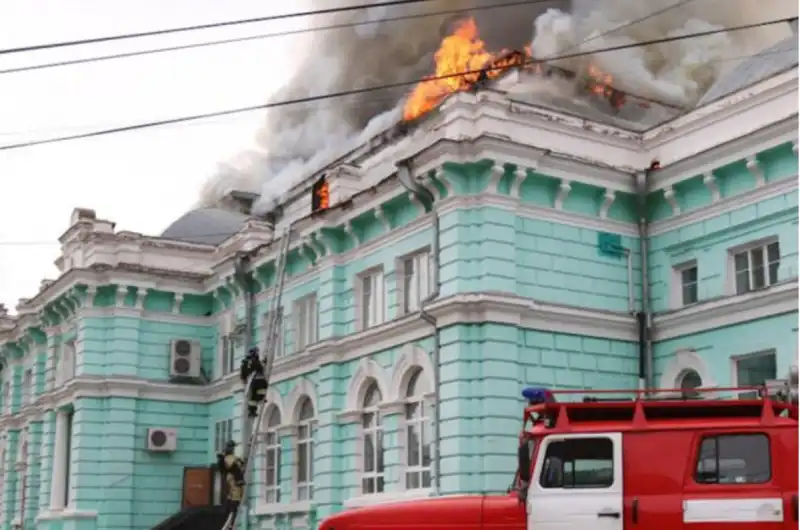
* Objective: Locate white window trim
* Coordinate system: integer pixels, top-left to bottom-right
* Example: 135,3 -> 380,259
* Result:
214,418 -> 234,454
360,384 -> 385,496
21,368 -> 33,408
401,390 -> 434,491
670,260 -> 698,309
396,248 -> 432,316
56,341 -> 77,388
262,409 -> 282,504
726,237 -> 780,295
730,349 -> 778,397
355,267 -> 386,331
293,295 -> 319,353
293,411 -> 315,501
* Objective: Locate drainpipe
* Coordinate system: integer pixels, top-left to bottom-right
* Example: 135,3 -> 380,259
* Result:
634,171 -> 654,392
233,253 -> 254,530
397,160 -> 442,494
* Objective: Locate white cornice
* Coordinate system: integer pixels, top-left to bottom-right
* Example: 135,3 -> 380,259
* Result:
649,176 -> 798,237
79,307 -> 211,326
653,280 -> 798,341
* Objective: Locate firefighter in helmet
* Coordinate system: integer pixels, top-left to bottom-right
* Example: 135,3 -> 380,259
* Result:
217,440 -> 246,523
240,346 -> 267,418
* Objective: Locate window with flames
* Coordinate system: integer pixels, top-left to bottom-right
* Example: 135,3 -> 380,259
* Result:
311,176 -> 329,213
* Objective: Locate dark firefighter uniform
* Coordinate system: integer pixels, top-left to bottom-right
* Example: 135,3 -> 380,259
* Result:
240,347 -> 267,418
217,440 -> 246,523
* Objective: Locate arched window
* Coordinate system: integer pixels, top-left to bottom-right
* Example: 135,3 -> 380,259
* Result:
404,369 -> 432,489
679,369 -> 703,399
263,407 -> 281,503
295,398 -> 315,501
361,381 -> 384,494
0,436 -> 6,526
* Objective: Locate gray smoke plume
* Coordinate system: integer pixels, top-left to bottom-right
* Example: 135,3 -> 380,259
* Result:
199,0 -> 796,214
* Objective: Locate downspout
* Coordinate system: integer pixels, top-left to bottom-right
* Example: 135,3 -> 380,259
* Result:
397,160 -> 442,494
634,170 -> 654,391
233,252 -> 254,530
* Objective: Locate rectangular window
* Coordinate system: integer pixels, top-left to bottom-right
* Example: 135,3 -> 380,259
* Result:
360,269 -> 386,330
695,433 -> 770,484
2,381 -> 9,413
22,369 -> 32,406
263,309 -> 285,358
64,411 -> 73,507
263,428 -> 281,503
294,295 -> 318,353
539,437 -> 614,489
214,419 -> 234,454
680,265 -> 698,306
296,422 -> 314,500
734,351 -> 777,398
402,251 -> 431,314
220,335 -> 235,377
733,241 -> 780,294
404,400 -> 432,489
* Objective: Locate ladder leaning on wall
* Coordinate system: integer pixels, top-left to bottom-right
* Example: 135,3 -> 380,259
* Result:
221,228 -> 292,530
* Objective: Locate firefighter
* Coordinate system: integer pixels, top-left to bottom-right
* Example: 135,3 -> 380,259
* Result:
240,346 -> 267,418
217,440 -> 245,525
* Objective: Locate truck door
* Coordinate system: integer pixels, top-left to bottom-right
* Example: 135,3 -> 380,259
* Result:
527,432 -> 623,530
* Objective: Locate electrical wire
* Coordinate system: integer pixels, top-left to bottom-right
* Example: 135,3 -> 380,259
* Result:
0,16 -> 794,152
0,0 -> 555,75
0,0 -> 444,56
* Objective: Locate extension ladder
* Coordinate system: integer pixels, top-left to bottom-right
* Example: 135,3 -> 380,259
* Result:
222,227 -> 292,530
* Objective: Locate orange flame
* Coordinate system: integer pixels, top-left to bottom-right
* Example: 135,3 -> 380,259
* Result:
586,64 -> 626,109
403,18 -> 521,121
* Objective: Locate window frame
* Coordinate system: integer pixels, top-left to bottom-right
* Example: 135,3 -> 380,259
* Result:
294,398 -> 315,501
1,380 -> 9,414
22,368 -> 33,407
293,295 -> 319,353
403,369 -> 432,490
218,312 -> 235,378
361,381 -> 385,495
262,407 -> 282,503
398,249 -> 432,315
731,350 -> 778,399
538,437 -> 615,490
262,308 -> 285,359
214,418 -> 234,454
356,267 -> 386,331
728,239 -> 780,295
693,433 -> 771,485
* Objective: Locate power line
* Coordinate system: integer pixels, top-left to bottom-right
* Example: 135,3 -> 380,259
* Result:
0,16 -> 795,152
0,0 -> 551,75
0,0 -> 442,56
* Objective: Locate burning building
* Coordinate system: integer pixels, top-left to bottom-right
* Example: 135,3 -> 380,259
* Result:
0,7 -> 798,530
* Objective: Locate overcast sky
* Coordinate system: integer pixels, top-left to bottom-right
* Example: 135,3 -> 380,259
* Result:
0,0 -> 312,312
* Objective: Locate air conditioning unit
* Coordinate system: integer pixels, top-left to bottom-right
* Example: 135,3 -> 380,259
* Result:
147,427 -> 177,452
169,339 -> 201,378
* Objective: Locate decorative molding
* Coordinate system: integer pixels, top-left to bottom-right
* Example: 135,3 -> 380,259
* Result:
650,175 -> 797,236
745,156 -> 766,187
373,206 -> 391,232
653,279 -> 798,341
284,378 -> 319,423
793,141 -> 798,154
599,190 -> 616,219
657,348 -> 718,396
250,501 -> 313,517
511,166 -> 528,198
172,292 -> 184,314
702,173 -> 720,203
344,358 -> 391,411
344,220 -> 358,246
488,163 -> 506,193
262,387 -> 284,421
663,187 -> 680,216
389,344 -> 435,401
554,181 -> 571,210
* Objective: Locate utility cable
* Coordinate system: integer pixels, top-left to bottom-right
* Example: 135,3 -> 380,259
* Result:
0,15 -> 795,152
0,0 -> 554,75
0,0 -> 443,56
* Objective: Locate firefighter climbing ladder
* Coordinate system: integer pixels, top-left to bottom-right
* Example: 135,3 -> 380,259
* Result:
222,227 -> 292,530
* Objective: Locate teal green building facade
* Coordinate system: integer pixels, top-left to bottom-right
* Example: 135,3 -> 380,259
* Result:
0,69 -> 797,530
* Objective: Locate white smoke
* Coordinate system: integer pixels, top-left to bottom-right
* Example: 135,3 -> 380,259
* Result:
200,0 -> 797,214
531,0 -> 797,106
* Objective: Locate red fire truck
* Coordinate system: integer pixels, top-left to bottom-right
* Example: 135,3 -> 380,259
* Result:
319,383 -> 798,530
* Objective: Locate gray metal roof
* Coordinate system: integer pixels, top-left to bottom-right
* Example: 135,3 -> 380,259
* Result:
698,35 -> 798,106
160,207 -> 249,245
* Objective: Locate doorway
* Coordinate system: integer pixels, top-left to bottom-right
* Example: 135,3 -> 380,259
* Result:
182,467 -> 213,509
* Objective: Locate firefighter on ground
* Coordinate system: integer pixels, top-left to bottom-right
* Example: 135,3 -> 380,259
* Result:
240,346 -> 267,418
217,440 -> 245,524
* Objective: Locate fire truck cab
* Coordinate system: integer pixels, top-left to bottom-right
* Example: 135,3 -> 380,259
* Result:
319,381 -> 798,530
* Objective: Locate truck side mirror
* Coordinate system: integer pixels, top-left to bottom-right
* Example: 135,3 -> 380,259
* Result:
518,442 -> 531,483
